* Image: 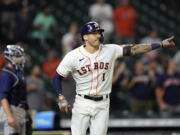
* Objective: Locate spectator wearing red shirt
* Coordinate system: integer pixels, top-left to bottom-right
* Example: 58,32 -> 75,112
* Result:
42,50 -> 61,79
113,0 -> 138,44
0,54 -> 5,72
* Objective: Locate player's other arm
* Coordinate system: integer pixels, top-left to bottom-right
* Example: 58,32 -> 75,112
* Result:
53,72 -> 70,113
0,99 -> 17,127
123,36 -> 175,56
0,73 -> 17,127
0,92 -> 13,119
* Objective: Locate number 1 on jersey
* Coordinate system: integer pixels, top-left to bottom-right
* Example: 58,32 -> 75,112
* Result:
102,73 -> 105,81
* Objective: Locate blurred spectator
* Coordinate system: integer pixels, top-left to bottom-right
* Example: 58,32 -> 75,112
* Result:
31,5 -> 58,49
61,23 -> 81,56
128,60 -> 153,116
156,60 -> 180,118
89,0 -> 114,43
14,6 -> 32,43
61,76 -> 76,106
26,65 -> 46,113
1,0 -> 22,42
160,0 -> 180,14
173,50 -> 180,72
157,52 -> 169,73
111,61 -> 129,110
42,50 -> 61,79
24,52 -> 33,74
140,29 -> 161,44
146,60 -> 161,114
0,54 -> 5,72
113,0 -> 138,44
140,29 -> 161,63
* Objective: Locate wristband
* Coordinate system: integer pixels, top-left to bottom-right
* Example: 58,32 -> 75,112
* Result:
151,43 -> 161,50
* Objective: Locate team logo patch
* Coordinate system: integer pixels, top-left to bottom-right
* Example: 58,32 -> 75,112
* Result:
87,25 -> 93,31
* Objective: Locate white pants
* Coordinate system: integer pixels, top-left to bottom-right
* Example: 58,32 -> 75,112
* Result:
0,105 -> 26,135
71,95 -> 110,135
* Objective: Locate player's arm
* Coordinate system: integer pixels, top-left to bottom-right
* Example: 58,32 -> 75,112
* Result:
156,87 -> 167,110
0,73 -> 17,127
53,72 -> 70,113
0,98 -> 13,118
0,94 -> 13,119
0,99 -> 16,127
123,36 -> 175,56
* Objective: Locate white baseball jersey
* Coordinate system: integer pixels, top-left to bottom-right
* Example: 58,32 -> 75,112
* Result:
56,44 -> 123,95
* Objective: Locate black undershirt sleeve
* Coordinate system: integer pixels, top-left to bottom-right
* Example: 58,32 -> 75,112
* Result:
123,45 -> 131,56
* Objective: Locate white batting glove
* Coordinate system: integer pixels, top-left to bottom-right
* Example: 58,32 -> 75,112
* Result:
161,36 -> 175,48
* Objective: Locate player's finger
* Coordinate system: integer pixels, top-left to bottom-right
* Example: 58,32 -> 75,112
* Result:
60,107 -> 65,112
168,36 -> 175,41
65,106 -> 69,113
172,44 -> 175,48
67,105 -> 72,111
60,106 -> 69,112
64,108 -> 67,112
169,43 -> 175,48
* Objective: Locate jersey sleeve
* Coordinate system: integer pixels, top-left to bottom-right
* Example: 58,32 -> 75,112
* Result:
113,44 -> 123,59
56,52 -> 74,77
0,72 -> 15,99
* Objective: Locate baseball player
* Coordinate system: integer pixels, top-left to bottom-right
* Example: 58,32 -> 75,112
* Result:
0,45 -> 30,135
53,21 -> 175,135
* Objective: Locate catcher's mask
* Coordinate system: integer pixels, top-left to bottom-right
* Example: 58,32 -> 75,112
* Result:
80,21 -> 104,43
3,45 -> 25,70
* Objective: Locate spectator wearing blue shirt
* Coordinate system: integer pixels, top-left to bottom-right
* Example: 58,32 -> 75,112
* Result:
128,60 -> 153,116
111,61 -> 128,110
156,60 -> 180,118
0,45 -> 30,135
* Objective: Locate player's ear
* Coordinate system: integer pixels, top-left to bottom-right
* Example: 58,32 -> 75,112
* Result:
83,35 -> 88,41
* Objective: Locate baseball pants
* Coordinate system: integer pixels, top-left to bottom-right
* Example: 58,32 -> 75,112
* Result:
71,95 -> 110,135
0,105 -> 26,135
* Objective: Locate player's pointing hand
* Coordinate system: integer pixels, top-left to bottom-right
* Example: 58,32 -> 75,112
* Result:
161,36 -> 175,48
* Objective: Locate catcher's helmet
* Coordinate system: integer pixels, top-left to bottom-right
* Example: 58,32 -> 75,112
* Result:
3,45 -> 25,70
80,21 -> 104,42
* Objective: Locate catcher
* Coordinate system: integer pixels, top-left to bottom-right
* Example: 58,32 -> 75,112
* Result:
0,45 -> 32,135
